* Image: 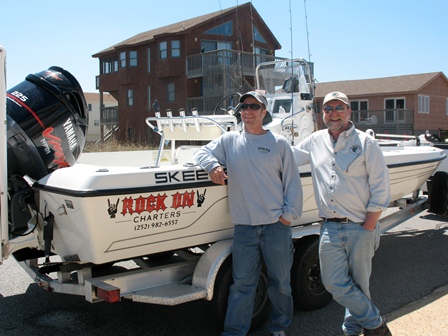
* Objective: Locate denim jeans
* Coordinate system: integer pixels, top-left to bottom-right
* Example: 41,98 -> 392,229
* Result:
222,222 -> 294,336
319,220 -> 383,335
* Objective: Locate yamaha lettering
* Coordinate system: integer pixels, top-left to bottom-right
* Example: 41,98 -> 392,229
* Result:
155,169 -> 209,184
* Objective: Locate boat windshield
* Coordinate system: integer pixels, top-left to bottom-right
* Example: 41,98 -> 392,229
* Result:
255,59 -> 314,98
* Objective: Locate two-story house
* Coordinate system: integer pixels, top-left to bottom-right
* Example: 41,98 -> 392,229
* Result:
93,2 -> 281,144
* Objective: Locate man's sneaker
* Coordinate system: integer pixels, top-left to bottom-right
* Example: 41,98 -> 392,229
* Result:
364,320 -> 392,336
269,332 -> 286,336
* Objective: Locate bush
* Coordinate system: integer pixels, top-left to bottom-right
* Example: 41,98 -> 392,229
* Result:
83,139 -> 152,153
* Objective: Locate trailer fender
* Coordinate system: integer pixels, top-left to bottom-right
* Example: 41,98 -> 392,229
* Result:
191,239 -> 233,300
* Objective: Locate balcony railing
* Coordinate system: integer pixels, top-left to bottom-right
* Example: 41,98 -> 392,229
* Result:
186,49 -> 284,78
352,109 -> 414,134
101,106 -> 119,125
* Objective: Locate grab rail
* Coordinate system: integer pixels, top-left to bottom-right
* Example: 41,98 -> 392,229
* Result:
145,113 -> 237,166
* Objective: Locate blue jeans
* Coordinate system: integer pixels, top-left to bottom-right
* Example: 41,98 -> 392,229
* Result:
319,220 -> 383,335
222,222 -> 294,336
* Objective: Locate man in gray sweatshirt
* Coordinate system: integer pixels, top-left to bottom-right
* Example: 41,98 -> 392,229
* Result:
194,91 -> 302,336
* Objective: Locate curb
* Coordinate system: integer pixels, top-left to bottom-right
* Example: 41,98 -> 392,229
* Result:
386,284 -> 448,335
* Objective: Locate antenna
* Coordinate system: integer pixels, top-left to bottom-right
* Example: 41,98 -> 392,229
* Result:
304,0 -> 311,61
289,0 -> 293,61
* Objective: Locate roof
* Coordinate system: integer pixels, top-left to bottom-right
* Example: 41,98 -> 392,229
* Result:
315,72 -> 445,98
93,2 -> 278,57
83,92 -> 117,103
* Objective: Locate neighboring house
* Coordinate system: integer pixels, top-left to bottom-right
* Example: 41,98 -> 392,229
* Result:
92,2 -> 281,144
314,72 -> 448,136
83,92 -> 117,142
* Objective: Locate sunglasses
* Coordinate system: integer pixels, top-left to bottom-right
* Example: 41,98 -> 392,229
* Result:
323,105 -> 346,113
240,103 -> 262,111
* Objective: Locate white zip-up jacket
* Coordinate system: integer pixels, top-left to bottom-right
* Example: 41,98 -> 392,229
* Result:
294,123 -> 391,223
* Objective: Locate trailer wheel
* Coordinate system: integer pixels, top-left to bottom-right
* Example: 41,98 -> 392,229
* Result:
291,236 -> 332,310
428,171 -> 448,216
210,257 -> 270,332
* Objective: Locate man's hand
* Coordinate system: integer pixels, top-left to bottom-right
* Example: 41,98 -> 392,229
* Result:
362,211 -> 382,231
209,166 -> 228,185
279,215 -> 291,226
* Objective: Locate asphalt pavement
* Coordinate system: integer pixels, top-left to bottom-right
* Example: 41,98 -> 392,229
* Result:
0,208 -> 447,335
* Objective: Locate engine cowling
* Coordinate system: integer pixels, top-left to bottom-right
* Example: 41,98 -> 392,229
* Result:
6,66 -> 87,181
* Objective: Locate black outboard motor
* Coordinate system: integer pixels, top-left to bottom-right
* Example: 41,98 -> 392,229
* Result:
6,66 -> 87,236
6,66 -> 87,180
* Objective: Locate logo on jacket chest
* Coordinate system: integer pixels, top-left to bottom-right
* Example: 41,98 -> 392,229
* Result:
258,147 -> 270,153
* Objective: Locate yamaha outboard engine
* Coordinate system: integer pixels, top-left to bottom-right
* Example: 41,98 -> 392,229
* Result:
6,66 -> 87,235
7,66 -> 87,180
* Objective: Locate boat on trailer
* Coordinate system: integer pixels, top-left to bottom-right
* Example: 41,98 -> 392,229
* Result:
0,54 -> 445,268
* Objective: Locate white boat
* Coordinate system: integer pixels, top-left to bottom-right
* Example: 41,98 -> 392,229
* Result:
1,57 -> 445,267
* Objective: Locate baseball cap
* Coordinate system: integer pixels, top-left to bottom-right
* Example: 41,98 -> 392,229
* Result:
323,91 -> 350,106
240,91 -> 268,107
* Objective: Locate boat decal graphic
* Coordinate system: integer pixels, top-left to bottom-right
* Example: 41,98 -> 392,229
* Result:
197,189 -> 206,207
42,127 -> 70,168
7,91 -> 46,128
154,169 -> 209,184
110,189 -> 207,220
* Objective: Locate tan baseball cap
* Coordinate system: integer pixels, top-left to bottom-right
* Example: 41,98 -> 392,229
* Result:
323,91 -> 350,106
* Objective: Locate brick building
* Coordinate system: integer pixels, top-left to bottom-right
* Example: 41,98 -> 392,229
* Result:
314,72 -> 448,136
92,2 -> 281,144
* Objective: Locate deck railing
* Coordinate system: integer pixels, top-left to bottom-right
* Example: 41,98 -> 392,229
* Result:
186,49 -> 284,78
352,109 -> 414,134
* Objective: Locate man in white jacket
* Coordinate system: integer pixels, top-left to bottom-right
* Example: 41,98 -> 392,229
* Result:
295,91 -> 392,336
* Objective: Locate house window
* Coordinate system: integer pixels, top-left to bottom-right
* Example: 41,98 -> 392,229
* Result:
88,103 -> 92,111
255,48 -> 269,55
148,86 -> 151,110
100,56 -> 118,74
120,52 -> 126,68
446,98 -> 448,115
351,100 -> 369,123
255,47 -> 270,66
159,41 -> 167,59
201,41 -> 233,65
385,98 -> 405,123
204,21 -> 233,36
147,48 -> 151,72
418,95 -> 430,114
171,40 -> 180,58
129,51 -> 137,67
127,89 -> 134,106
167,83 -> 175,102
253,26 -> 267,43
201,41 -> 232,52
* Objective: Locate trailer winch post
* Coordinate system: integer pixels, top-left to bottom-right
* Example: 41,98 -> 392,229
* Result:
0,46 -> 9,263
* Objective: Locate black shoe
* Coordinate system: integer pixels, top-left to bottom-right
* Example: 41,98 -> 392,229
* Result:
364,320 -> 392,336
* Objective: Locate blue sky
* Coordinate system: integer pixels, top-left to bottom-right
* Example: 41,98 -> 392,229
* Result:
1,0 -> 447,93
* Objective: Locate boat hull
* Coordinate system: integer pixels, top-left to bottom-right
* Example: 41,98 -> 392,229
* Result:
32,146 -> 445,264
